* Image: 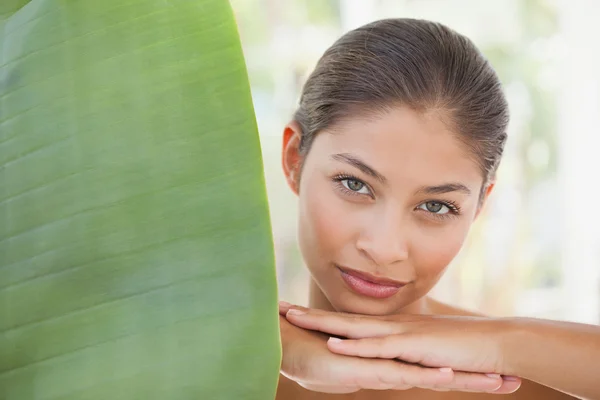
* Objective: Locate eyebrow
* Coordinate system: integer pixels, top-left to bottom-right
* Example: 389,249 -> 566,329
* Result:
331,153 -> 387,184
415,183 -> 472,196
330,153 -> 471,195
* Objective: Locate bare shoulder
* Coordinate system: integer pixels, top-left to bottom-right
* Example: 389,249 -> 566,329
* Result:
425,297 -> 488,317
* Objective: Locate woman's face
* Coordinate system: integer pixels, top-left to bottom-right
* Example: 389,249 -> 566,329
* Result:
282,106 -> 491,315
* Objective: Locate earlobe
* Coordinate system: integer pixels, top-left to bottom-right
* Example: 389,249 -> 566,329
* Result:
281,121 -> 303,195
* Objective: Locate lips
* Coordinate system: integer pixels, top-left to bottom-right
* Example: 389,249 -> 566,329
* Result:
337,265 -> 407,299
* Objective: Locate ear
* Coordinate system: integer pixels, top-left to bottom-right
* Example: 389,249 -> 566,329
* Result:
281,121 -> 303,195
474,181 -> 495,219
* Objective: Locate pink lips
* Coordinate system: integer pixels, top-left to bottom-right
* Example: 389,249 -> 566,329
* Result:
337,265 -> 407,299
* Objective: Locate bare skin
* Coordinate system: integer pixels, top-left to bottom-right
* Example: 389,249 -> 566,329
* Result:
276,295 -> 580,399
276,288 -> 579,400
275,106 -> 587,399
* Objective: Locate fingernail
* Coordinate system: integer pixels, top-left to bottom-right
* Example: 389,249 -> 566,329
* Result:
439,367 -> 452,373
503,375 -> 520,381
486,373 -> 501,379
328,337 -> 343,344
287,309 -> 306,316
279,301 -> 292,307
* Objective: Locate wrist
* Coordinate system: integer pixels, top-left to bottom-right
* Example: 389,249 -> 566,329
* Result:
497,317 -> 539,377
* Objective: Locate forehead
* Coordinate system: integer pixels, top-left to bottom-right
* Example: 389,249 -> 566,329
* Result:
310,107 -> 483,187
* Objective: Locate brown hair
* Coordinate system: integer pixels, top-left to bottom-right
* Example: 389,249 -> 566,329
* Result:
294,18 -> 509,186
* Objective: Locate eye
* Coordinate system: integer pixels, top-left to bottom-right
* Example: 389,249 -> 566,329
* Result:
341,178 -> 370,195
418,201 -> 450,215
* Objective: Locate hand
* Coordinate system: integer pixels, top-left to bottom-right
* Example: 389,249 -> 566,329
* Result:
279,302 -> 521,394
279,314 -> 361,394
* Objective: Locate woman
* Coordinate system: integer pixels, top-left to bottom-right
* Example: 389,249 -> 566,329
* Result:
275,18 -> 600,399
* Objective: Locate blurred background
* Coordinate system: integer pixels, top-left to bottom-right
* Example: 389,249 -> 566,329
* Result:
230,0 -> 600,324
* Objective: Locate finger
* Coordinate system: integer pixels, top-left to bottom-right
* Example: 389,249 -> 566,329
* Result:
364,362 -> 504,393
437,375 -> 521,394
322,351 -> 507,393
437,371 -> 505,393
329,338 -> 521,393
278,301 -> 293,315
329,334 -> 476,370
340,358 -> 456,390
327,335 -> 428,365
356,360 -> 505,392
285,307 -> 402,338
489,376 -> 522,394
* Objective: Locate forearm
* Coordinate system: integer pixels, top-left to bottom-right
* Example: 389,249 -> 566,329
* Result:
502,317 -> 600,399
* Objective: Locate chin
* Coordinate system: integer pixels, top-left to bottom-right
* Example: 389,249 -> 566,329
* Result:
328,290 -> 412,316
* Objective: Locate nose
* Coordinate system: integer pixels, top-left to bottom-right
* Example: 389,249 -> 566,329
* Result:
355,211 -> 409,267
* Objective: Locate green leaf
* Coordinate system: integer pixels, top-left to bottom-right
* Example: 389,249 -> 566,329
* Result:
0,1 -> 281,399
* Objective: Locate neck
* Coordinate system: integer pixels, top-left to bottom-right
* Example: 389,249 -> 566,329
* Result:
307,278 -> 434,315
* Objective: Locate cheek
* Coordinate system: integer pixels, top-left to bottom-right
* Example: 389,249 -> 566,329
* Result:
298,178 -> 352,270
411,221 -> 471,280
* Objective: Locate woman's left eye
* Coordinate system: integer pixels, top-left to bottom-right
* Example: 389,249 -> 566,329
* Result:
341,178 -> 370,194
418,201 -> 450,215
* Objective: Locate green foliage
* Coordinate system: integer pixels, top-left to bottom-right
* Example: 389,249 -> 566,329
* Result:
0,1 -> 281,399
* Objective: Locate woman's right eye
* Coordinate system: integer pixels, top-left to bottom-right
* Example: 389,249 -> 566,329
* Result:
341,178 -> 370,195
